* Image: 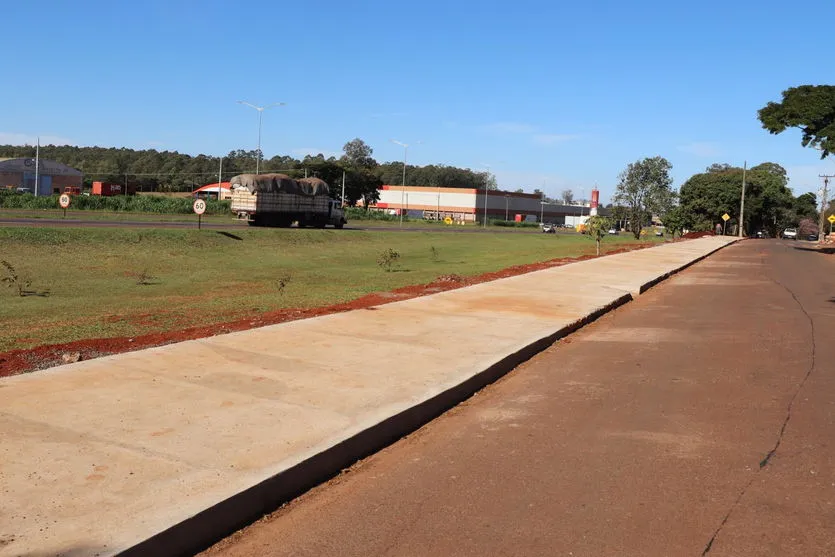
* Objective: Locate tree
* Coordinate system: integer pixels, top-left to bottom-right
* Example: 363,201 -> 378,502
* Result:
677,162 -> 795,235
561,189 -> 574,204
584,215 -> 611,255
661,205 -> 688,238
513,188 -> 524,193
758,85 -> 835,158
794,192 -> 818,222
340,139 -> 381,208
706,163 -> 733,173
613,156 -> 674,239
479,171 -> 498,191
341,138 -> 377,169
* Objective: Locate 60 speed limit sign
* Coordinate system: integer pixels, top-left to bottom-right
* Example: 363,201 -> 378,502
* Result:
193,199 -> 207,215
59,194 -> 71,209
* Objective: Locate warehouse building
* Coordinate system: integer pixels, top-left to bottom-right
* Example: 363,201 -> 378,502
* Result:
0,158 -> 83,195
371,185 -> 596,224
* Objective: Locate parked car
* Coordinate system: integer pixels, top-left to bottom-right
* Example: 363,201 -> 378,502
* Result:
782,228 -> 798,240
15,187 -> 32,194
806,233 -> 819,241
541,223 -> 556,233
608,228 -> 619,235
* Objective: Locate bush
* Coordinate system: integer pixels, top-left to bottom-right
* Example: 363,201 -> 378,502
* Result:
0,191 -> 231,215
344,207 -> 407,222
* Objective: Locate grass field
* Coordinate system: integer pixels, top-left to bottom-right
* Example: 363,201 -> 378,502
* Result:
0,226 -> 662,351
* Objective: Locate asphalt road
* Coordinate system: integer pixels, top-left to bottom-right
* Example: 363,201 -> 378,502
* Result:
0,217 -> 549,233
202,240 -> 835,557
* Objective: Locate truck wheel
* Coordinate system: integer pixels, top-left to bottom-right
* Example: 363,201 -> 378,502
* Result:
335,221 -> 344,229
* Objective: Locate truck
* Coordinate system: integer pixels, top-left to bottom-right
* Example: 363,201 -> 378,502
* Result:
230,173 -> 347,228
92,181 -> 136,196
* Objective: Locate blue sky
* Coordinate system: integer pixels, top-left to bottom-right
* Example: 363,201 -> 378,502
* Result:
2,0 -> 832,202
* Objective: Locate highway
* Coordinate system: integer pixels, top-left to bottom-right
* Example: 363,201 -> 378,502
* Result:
0,217 -> 550,233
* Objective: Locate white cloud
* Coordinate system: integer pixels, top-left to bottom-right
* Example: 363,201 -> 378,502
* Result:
677,142 -> 720,157
0,131 -> 76,146
532,133 -> 577,145
291,147 -> 340,159
481,121 -> 537,134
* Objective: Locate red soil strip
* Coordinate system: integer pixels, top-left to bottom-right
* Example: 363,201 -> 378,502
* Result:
681,230 -> 716,239
0,243 -> 657,378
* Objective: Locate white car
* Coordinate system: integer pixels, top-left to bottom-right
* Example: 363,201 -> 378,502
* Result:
782,228 -> 797,240
608,228 -> 619,235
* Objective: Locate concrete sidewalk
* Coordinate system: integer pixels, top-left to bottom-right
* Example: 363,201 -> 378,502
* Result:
0,237 -> 736,557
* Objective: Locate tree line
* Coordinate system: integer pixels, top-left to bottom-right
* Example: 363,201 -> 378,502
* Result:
0,139 -> 493,207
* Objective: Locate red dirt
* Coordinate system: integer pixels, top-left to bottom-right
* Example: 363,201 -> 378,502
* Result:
681,230 -> 715,239
0,243 -> 656,378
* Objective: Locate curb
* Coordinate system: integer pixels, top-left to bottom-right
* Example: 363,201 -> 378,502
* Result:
120,239 -> 739,557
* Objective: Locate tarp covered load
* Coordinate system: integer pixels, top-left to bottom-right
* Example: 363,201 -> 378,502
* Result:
230,173 -> 312,195
296,177 -> 331,196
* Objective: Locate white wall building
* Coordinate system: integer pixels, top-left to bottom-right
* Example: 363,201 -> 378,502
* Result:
372,185 -> 593,224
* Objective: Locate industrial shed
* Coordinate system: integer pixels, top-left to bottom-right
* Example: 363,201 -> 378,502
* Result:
371,185 -> 595,224
0,158 -> 83,195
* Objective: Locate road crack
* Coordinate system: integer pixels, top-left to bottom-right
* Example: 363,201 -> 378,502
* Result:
700,272 -> 817,555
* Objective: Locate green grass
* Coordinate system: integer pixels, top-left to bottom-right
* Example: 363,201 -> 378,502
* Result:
0,226 -> 663,351
0,208 -> 241,224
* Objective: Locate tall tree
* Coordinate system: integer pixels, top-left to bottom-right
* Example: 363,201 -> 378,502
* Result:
339,139 -> 381,208
341,138 -> 377,169
561,189 -> 574,204
758,85 -> 835,158
613,156 -> 674,239
678,162 -> 795,235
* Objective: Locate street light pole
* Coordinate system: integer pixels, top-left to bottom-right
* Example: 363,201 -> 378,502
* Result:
820,175 -> 832,244
218,156 -> 223,200
391,140 -> 409,228
482,164 -> 491,228
505,193 -> 510,221
237,101 -> 285,175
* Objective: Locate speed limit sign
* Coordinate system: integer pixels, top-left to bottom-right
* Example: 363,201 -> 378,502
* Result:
193,199 -> 207,215
59,194 -> 71,209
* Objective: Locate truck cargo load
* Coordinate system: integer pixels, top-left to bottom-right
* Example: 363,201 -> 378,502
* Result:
230,173 -> 346,229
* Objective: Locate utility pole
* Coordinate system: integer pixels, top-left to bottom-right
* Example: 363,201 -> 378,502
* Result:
819,174 -> 833,244
341,170 -> 346,207
218,156 -> 223,200
34,138 -> 40,197
738,161 -> 747,237
483,180 -> 489,228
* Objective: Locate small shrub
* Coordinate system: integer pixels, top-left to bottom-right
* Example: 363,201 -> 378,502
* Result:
430,245 -> 440,262
377,248 -> 401,271
276,273 -> 291,294
1,259 -> 49,297
135,269 -> 159,286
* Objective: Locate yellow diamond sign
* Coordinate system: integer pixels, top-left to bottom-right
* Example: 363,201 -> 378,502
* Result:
721,213 -> 730,222
828,215 -> 835,224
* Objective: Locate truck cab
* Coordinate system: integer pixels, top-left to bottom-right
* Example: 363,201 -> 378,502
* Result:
329,200 -> 347,229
